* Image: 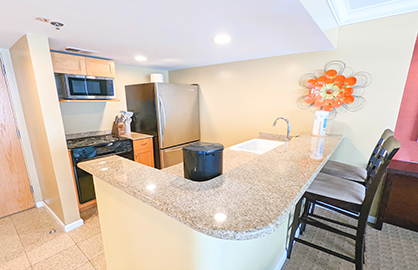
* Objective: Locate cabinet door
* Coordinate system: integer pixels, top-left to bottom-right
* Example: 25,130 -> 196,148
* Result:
85,58 -> 115,78
134,149 -> 154,167
51,52 -> 86,75
133,138 -> 154,167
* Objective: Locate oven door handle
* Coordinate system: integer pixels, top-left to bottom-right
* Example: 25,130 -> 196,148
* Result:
75,151 -> 131,163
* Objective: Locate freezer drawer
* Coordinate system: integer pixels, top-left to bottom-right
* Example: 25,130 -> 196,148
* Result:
159,142 -> 197,169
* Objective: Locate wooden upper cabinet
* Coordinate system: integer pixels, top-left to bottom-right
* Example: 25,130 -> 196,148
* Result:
50,52 -> 115,78
85,57 -> 116,78
51,52 -> 86,75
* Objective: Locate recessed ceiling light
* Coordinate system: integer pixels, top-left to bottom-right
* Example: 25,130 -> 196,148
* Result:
212,35 -> 231,44
50,21 -> 64,30
135,56 -> 147,61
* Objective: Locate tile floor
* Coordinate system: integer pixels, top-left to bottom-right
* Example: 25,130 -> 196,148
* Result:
0,206 -> 106,270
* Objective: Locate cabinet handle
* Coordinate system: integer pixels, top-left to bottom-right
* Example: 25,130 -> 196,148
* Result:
141,143 -> 147,146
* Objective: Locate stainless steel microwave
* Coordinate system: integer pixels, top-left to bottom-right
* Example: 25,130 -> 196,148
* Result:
55,74 -> 116,100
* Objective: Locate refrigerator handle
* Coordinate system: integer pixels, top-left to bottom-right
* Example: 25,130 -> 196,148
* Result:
158,95 -> 167,139
164,145 -> 185,153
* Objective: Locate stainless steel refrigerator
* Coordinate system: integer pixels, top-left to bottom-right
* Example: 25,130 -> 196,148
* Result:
125,83 -> 200,169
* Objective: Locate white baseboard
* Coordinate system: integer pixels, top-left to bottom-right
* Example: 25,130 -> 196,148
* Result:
35,201 -> 44,208
41,201 -> 84,232
64,219 -> 84,232
273,250 -> 288,270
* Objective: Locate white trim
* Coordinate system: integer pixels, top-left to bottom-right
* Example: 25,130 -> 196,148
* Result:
328,0 -> 418,26
64,218 -> 84,232
41,201 -> 84,232
35,201 -> 44,208
273,250 -> 288,270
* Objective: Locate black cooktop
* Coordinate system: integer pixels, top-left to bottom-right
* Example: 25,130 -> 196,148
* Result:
67,134 -> 128,149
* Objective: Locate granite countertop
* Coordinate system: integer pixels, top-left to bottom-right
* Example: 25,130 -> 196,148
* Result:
120,132 -> 153,140
78,133 -> 343,241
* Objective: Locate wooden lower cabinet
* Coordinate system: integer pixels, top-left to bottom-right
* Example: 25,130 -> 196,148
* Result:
133,138 -> 154,167
377,160 -> 418,232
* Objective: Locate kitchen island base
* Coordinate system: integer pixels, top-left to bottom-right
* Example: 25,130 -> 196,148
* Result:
95,178 -> 289,270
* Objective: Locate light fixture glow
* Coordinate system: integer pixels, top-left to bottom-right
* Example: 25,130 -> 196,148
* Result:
214,213 -> 227,221
212,35 -> 231,44
135,56 -> 147,61
101,168 -> 108,171
146,184 -> 156,191
99,161 -> 106,165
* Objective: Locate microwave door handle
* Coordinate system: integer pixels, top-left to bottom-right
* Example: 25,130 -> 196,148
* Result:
84,78 -> 88,95
158,96 -> 166,140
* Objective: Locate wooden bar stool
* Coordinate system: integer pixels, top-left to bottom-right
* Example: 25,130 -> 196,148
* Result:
288,136 -> 401,270
321,129 -> 394,184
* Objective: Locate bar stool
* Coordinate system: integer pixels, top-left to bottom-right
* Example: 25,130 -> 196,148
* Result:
321,129 -> 394,184
288,136 -> 401,270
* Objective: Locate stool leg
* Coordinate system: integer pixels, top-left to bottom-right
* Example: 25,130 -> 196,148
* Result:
287,198 -> 303,259
300,198 -> 312,235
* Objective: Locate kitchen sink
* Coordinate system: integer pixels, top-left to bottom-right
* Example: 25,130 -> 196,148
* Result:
229,138 -> 285,154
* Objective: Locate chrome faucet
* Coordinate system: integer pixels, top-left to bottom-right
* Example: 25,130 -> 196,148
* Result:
272,117 -> 291,141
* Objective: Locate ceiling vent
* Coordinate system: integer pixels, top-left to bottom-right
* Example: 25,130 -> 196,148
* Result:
63,46 -> 99,54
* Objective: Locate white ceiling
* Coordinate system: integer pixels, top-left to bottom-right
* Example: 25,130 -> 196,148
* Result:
0,0 -> 417,71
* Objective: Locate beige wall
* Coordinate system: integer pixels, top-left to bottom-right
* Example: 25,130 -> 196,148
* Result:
95,177 -> 287,270
10,34 -> 80,225
169,12 -> 418,168
0,48 -> 42,203
59,64 -> 169,135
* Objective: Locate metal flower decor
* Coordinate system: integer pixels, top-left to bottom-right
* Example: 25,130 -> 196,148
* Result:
297,60 -> 372,119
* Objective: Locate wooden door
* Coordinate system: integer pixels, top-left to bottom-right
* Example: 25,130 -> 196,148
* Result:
0,57 -> 34,217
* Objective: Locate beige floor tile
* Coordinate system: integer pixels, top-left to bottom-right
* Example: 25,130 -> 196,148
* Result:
13,207 -> 67,251
77,233 -> 104,260
90,253 -> 107,270
75,262 -> 96,270
31,245 -> 89,270
25,234 -> 75,265
11,207 -> 57,232
68,215 -> 101,243
12,208 -> 76,265
0,217 -> 31,270
0,251 -> 31,270
80,207 -> 98,221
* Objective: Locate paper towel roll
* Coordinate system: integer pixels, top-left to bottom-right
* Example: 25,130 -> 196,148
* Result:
312,111 -> 329,136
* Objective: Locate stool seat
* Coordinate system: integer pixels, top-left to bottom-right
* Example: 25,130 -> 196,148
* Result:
320,160 -> 367,183
307,172 -> 365,205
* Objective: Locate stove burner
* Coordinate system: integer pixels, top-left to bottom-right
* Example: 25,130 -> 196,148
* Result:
67,134 -> 123,149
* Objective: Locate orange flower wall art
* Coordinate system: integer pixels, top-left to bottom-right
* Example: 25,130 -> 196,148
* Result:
297,60 -> 371,119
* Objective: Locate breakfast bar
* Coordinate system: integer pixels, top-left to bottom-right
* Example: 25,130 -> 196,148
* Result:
78,133 -> 343,270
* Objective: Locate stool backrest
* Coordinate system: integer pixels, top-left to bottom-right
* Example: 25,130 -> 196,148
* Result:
362,136 -> 400,219
366,129 -> 394,172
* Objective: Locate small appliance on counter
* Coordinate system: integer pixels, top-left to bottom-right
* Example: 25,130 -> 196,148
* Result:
183,142 -> 224,181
